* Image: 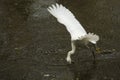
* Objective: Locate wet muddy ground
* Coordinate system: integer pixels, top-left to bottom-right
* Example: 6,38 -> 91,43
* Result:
0,0 -> 120,80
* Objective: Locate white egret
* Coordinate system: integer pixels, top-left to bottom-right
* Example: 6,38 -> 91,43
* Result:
47,3 -> 99,64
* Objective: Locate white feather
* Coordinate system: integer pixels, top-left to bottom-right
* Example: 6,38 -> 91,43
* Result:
48,3 -> 100,63
80,33 -> 99,44
47,3 -> 87,40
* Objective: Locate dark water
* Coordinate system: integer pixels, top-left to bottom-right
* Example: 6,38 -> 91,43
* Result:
0,0 -> 120,80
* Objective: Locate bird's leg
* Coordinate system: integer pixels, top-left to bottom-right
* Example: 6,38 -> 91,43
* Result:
86,45 -> 95,60
66,40 -> 76,64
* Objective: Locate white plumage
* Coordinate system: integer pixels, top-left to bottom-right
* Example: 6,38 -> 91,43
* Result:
48,3 -> 99,63
48,4 -> 87,40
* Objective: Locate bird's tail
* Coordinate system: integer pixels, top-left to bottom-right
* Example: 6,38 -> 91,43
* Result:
81,33 -> 99,44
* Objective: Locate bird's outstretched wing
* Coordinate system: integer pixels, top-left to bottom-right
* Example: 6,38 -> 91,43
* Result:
47,3 -> 87,40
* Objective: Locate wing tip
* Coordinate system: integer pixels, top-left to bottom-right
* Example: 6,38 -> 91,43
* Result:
47,3 -> 63,10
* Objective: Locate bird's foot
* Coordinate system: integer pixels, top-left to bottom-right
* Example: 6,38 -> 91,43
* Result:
95,47 -> 101,54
